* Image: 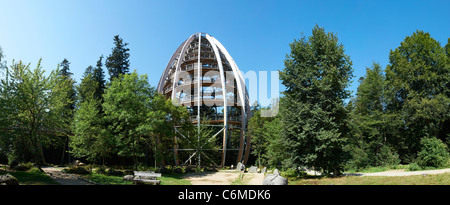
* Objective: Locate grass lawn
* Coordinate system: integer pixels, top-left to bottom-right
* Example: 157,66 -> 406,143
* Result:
83,173 -> 133,185
289,172 -> 450,185
344,164 -> 409,173
83,173 -> 191,185
0,170 -> 58,185
159,173 -> 191,185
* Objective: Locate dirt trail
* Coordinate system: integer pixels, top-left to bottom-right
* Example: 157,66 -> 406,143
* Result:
184,170 -> 240,185
245,173 -> 266,185
41,166 -> 94,185
183,170 -> 265,185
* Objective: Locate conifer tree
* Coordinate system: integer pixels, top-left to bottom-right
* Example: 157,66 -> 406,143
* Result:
105,35 -> 130,81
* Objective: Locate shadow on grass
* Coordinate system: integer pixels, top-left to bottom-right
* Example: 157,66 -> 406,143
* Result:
0,170 -> 58,185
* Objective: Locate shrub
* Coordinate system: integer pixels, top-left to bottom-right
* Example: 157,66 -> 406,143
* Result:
345,146 -> 370,171
13,162 -> 34,171
375,145 -> 401,167
106,167 -> 123,176
417,137 -> 450,168
95,166 -> 107,174
408,162 -> 421,171
281,168 -> 304,178
174,167 -> 183,174
28,167 -> 43,173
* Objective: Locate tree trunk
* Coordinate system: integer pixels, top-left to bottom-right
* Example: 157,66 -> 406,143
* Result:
156,135 -> 166,167
30,130 -> 44,171
38,142 -> 47,165
60,136 -> 68,165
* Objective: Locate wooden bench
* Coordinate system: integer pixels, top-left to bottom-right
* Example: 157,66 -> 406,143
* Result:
133,171 -> 161,185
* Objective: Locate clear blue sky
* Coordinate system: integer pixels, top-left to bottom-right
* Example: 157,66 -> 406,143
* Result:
1,0 -> 449,102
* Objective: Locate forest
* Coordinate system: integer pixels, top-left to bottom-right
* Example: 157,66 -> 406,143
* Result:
0,26 -> 449,176
250,26 -> 450,175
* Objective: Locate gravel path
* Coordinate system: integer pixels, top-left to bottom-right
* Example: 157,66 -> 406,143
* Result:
245,173 -> 265,185
41,166 -> 94,185
183,170 -> 266,185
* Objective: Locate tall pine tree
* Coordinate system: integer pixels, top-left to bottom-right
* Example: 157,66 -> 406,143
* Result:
347,62 -> 401,170
93,55 -> 106,103
59,58 -> 76,111
59,58 -> 73,77
105,35 -> 130,81
58,58 -> 76,164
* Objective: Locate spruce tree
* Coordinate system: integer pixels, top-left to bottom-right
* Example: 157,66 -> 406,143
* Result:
93,55 -> 106,102
71,68 -> 107,164
59,58 -> 76,111
58,58 -> 76,164
59,58 -> 73,77
348,63 -> 401,169
105,35 -> 130,81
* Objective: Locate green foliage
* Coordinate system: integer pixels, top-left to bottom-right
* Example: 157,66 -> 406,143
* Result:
70,64 -> 111,164
344,141 -> 370,171
1,59 -> 74,166
408,162 -> 421,171
58,58 -> 75,117
385,30 -> 450,158
281,168 -> 305,178
105,35 -> 130,81
417,137 -> 449,168
59,58 -> 72,76
84,173 -> 133,185
102,71 -> 155,169
249,103 -> 283,168
13,162 -> 34,171
354,62 -> 385,115
345,30 -> 450,171
77,58 -> 106,105
346,63 -> 401,170
94,165 -> 107,174
249,109 -> 268,167
93,55 -> 106,102
374,145 -> 400,167
0,49 -> 13,160
1,27 -> 448,178
70,97 -> 107,162
279,25 -> 353,175
69,65 -> 190,168
386,31 -> 448,102
149,94 -> 192,166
